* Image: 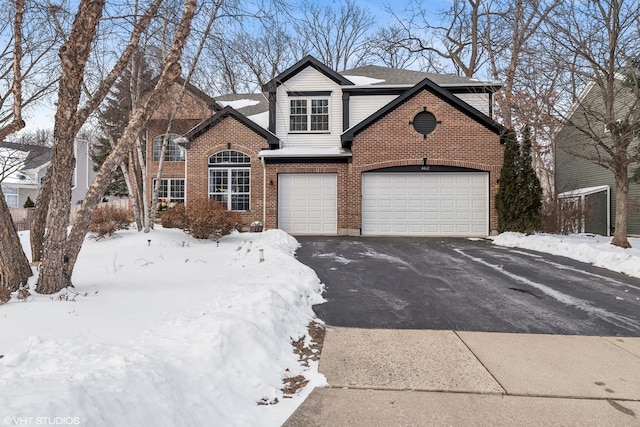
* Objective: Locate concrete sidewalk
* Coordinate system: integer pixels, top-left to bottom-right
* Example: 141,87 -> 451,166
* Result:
284,328 -> 640,426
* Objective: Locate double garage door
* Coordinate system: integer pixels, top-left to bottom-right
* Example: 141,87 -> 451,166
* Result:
362,172 -> 489,237
278,172 -> 488,236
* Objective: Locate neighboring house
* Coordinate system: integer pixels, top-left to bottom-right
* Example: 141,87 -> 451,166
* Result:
0,141 -> 51,208
146,56 -> 506,236
0,139 -> 98,209
555,78 -> 640,236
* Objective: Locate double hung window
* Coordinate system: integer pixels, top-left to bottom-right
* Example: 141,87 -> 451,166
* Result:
3,186 -> 18,208
153,178 -> 185,203
289,98 -> 329,132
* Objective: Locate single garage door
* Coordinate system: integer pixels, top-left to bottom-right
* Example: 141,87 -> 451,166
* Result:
278,173 -> 337,235
362,172 -> 488,236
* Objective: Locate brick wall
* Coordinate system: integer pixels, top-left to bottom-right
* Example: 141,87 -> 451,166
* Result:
180,115 -> 267,226
263,163 -> 350,230
348,89 -> 504,233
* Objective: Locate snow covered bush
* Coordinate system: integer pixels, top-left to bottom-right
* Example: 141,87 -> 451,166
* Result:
184,198 -> 242,239
89,204 -> 133,239
159,203 -> 187,229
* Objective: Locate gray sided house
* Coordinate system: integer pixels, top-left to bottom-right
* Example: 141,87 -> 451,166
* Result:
555,79 -> 640,236
1,139 -> 98,209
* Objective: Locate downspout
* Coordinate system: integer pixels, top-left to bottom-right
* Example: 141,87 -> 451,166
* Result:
261,157 -> 266,230
184,147 -> 188,208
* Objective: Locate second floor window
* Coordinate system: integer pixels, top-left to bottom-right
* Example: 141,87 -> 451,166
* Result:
153,134 -> 185,162
289,98 -> 329,132
2,186 -> 18,208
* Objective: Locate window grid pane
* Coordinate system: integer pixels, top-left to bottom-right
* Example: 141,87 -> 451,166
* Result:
154,178 -> 184,203
290,100 -> 308,131
153,134 -> 185,162
311,99 -> 329,131
208,168 -> 250,211
3,187 -> 18,208
209,150 -> 250,165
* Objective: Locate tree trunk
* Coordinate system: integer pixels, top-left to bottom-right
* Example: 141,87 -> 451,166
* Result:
59,0 -> 197,280
0,188 -> 32,293
36,0 -> 106,294
611,168 -> 631,248
30,164 -> 52,262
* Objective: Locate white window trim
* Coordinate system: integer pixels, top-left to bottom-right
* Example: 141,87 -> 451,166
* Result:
153,178 -> 185,203
153,134 -> 186,162
207,150 -> 251,211
288,97 -> 330,134
208,167 -> 251,211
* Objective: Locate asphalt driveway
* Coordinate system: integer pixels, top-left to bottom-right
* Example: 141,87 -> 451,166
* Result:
294,237 -> 640,336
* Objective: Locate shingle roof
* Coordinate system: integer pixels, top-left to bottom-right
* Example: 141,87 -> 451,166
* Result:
185,106 -> 277,145
341,65 -> 501,88
213,93 -> 269,117
0,141 -> 52,170
341,77 -> 506,147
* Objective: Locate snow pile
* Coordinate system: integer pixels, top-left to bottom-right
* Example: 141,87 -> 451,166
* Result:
217,98 -> 261,109
344,75 -> 386,85
0,228 -> 326,426
492,232 -> 640,279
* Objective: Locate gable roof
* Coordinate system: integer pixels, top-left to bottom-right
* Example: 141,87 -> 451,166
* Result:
185,106 -> 278,145
0,141 -> 52,170
341,77 -> 506,147
262,55 -> 354,92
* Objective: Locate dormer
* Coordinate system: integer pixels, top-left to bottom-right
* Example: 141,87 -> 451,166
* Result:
262,56 -> 353,149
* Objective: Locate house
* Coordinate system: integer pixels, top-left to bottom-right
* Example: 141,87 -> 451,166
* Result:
0,139 -> 98,209
145,56 -> 506,236
555,78 -> 640,236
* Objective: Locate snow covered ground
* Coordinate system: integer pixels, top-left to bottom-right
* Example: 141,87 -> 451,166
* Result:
491,232 -> 640,279
0,228 -> 326,427
3,227 -> 640,427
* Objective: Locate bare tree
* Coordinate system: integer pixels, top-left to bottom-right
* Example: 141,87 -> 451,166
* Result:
33,0 -> 166,293
292,0 -> 375,71
366,25 -> 421,69
545,0 -> 640,248
0,0 -> 31,298
9,128 -> 53,146
390,0 -> 487,77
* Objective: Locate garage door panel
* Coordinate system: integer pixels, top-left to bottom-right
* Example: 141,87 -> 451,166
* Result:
279,174 -> 337,235
362,172 -> 488,237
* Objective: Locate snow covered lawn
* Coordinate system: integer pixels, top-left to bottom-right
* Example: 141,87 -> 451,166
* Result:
0,228 -> 326,426
491,232 -> 640,279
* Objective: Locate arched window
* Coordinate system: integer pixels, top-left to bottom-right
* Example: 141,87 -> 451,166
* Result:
152,134 -> 185,162
208,150 -> 250,211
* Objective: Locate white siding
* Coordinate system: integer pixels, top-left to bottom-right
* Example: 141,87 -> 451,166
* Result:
275,67 -> 343,149
348,94 -> 398,127
454,93 -> 490,116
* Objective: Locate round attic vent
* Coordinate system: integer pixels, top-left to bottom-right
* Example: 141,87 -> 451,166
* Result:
412,111 -> 437,138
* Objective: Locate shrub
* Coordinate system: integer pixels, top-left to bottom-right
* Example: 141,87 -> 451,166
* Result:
160,203 -> 187,229
89,204 -> 133,239
23,196 -> 35,208
184,198 -> 242,239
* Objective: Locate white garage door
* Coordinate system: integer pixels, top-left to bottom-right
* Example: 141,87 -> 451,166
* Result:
362,172 -> 488,236
278,173 -> 337,235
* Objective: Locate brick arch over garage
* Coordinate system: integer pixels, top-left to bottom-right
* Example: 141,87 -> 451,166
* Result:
345,88 -> 504,235
346,160 -> 501,234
